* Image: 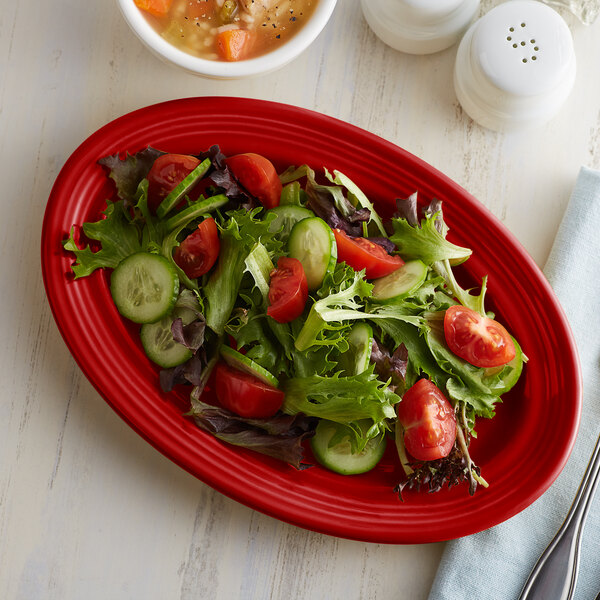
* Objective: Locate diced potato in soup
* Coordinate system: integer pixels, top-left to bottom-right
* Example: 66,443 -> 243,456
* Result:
135,0 -> 318,61
239,0 -> 280,16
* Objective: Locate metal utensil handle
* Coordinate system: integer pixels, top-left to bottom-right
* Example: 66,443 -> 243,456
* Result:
518,431 -> 600,600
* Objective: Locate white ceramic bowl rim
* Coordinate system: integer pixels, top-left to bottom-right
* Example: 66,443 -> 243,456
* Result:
117,0 -> 338,78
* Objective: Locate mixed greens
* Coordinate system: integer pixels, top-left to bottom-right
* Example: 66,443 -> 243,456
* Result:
64,145 -> 525,497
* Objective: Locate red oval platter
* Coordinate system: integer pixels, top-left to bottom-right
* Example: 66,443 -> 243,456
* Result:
41,97 -> 582,544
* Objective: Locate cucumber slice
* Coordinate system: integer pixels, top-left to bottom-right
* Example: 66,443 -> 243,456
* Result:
110,253 -> 179,323
288,217 -> 337,291
156,158 -> 211,219
163,194 -> 228,232
311,420 -> 387,475
268,205 -> 313,240
337,322 -> 374,376
279,181 -> 301,206
371,259 -> 428,303
483,336 -> 524,395
220,345 -> 280,388
140,306 -> 195,368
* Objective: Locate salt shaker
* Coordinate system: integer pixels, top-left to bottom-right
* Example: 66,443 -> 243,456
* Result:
361,0 -> 481,55
454,0 -> 576,132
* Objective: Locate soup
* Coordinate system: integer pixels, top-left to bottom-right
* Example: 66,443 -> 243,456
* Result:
134,0 -> 319,61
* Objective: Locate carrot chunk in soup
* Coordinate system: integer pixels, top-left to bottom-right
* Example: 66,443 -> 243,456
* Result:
135,0 -> 174,17
217,29 -> 255,61
136,0 -> 318,61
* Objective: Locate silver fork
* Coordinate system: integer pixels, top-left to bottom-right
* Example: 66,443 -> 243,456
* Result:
518,431 -> 600,600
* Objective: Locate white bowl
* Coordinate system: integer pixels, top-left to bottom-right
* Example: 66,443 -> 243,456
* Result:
117,0 -> 338,79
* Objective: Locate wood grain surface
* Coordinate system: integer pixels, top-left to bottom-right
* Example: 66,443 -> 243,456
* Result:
2,1 -> 600,598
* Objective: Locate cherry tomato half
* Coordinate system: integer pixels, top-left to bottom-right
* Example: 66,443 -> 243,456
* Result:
332,229 -> 404,279
173,217 -> 220,279
214,362 -> 284,419
267,257 -> 308,323
444,305 -> 516,368
225,153 -> 282,209
147,153 -> 200,213
396,379 -> 457,462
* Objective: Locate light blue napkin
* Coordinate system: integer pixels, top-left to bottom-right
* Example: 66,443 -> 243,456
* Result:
428,166 -> 600,600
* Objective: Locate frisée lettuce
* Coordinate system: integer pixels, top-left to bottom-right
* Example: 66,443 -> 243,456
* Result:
63,145 -> 526,497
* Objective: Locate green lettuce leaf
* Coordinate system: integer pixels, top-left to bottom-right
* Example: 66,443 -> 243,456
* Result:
244,241 -> 274,304
433,259 -> 487,315
282,366 -> 399,451
390,199 -> 488,314
225,307 -> 287,377
376,318 -> 447,388
63,200 -> 142,278
288,318 -> 341,377
390,212 -> 472,265
295,264 -> 426,352
445,379 -> 499,420
204,209 -> 282,335
294,268 -> 373,351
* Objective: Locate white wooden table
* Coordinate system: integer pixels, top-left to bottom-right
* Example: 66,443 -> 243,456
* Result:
2,1 -> 600,598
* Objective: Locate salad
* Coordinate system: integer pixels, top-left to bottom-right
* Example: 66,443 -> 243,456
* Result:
64,145 -> 525,497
